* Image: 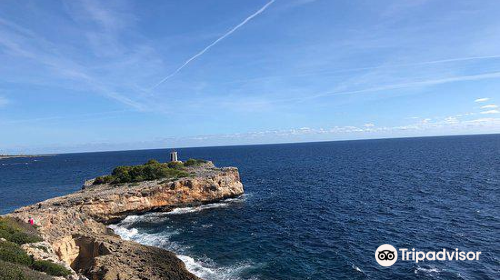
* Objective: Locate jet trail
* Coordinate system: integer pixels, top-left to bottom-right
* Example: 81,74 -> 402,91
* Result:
151,0 -> 275,89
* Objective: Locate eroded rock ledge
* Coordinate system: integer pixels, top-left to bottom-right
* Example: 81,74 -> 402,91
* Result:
7,162 -> 244,280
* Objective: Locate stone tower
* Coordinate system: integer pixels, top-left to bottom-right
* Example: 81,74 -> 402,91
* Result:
170,150 -> 178,162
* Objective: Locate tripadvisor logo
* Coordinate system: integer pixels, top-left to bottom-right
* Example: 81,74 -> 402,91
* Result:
375,244 -> 398,266
375,244 -> 482,267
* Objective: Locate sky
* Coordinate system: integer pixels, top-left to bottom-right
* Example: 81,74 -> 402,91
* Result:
1,0 -> 500,154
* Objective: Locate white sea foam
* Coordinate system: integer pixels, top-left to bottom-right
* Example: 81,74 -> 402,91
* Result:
166,196 -> 246,215
111,224 -> 255,280
178,255 -> 216,277
108,224 -> 138,240
415,266 -> 441,274
352,264 -> 363,273
120,215 -> 141,224
122,212 -> 170,224
109,198 -> 254,280
179,255 -> 256,280
167,202 -> 230,215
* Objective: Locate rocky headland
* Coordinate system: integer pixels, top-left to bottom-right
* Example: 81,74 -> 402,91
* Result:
5,161 -> 244,280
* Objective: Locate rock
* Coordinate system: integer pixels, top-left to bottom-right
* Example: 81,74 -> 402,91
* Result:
21,241 -> 57,262
6,163 -> 244,280
21,241 -> 80,279
82,179 -> 95,189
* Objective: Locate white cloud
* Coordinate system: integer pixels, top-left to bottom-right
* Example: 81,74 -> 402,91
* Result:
364,123 -> 375,127
455,112 -> 475,117
475,97 -> 490,103
0,16 -> 149,111
464,117 -> 500,124
444,117 -> 459,124
289,72 -> 500,104
8,116 -> 500,154
480,110 -> 500,114
226,55 -> 500,87
481,104 -> 498,109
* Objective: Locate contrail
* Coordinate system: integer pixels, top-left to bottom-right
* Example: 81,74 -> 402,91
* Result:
151,0 -> 275,89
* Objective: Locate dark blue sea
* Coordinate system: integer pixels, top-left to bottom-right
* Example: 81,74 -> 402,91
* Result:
1,135 -> 499,280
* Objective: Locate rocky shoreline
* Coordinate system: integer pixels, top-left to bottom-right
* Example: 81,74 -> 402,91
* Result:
5,162 -> 244,280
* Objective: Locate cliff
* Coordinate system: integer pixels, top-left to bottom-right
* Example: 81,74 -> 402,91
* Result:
6,162 -> 244,280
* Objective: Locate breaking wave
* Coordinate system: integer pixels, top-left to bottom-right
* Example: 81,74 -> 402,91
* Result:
167,202 -> 230,215
178,255 -> 257,280
166,196 -> 247,215
414,266 -> 441,274
109,197 -> 255,280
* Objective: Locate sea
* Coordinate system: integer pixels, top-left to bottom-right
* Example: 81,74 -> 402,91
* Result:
1,135 -> 499,280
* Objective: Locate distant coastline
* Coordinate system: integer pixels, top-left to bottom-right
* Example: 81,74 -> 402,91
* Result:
0,154 -> 52,160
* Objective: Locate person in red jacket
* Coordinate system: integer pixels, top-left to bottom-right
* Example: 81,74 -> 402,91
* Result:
28,217 -> 34,225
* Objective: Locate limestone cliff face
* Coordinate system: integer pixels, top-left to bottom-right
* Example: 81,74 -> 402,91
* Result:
80,166 -> 243,223
8,163 -> 244,280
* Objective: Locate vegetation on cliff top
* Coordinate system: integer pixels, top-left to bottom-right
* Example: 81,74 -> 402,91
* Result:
0,260 -> 53,280
0,217 -> 72,279
0,242 -> 32,266
183,158 -> 208,166
0,218 -> 42,245
93,158 -> 208,185
31,260 -> 71,276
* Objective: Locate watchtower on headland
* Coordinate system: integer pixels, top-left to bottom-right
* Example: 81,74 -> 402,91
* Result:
170,150 -> 179,162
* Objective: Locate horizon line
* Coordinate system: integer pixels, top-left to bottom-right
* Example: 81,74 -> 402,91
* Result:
5,132 -> 500,157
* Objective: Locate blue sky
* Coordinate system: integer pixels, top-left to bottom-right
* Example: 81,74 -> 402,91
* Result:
1,0 -> 500,153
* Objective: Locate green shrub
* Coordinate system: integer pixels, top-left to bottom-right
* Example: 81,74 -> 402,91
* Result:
146,159 -> 160,165
31,260 -> 71,277
184,158 -> 207,167
93,159 -> 191,185
0,241 -> 32,266
93,175 -> 114,185
0,218 -> 42,245
0,260 -> 53,280
0,241 -> 71,277
164,169 -> 189,179
112,166 -> 132,183
167,161 -> 184,169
